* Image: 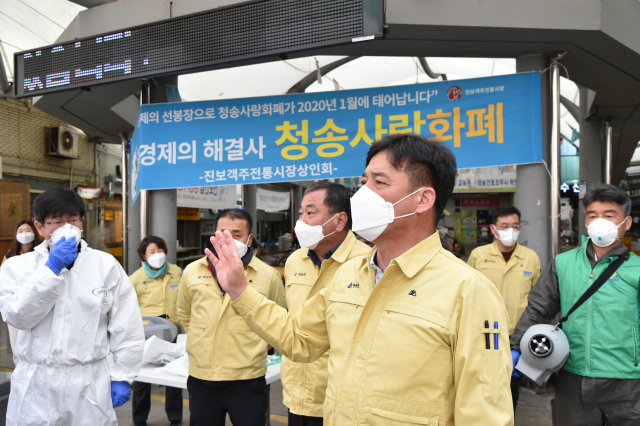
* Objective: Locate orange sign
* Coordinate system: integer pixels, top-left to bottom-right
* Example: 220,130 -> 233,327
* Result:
177,207 -> 200,221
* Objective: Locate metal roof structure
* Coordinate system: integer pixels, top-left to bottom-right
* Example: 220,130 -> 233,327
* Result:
3,0 -> 640,183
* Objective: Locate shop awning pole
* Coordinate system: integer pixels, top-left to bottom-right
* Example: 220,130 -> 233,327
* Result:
119,133 -> 129,272
605,121 -> 613,184
550,57 -> 562,258
139,82 -> 151,240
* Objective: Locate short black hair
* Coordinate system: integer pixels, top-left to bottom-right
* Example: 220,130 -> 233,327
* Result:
583,183 -> 631,216
365,133 -> 457,224
304,182 -> 353,229
492,207 -> 521,224
138,236 -> 168,261
33,188 -> 85,223
214,209 -> 253,234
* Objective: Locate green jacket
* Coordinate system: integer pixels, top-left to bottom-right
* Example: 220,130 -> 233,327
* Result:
512,236 -> 640,379
556,236 -> 640,378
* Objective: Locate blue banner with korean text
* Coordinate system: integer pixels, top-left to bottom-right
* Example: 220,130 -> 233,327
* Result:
130,72 -> 542,203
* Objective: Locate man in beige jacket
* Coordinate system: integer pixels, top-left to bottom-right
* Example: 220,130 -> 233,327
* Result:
284,181 -> 371,425
207,134 -> 513,426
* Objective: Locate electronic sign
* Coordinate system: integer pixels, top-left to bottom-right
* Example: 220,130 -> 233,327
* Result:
14,0 -> 384,98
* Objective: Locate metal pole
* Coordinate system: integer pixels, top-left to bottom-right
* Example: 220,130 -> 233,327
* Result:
140,190 -> 148,239
290,187 -> 294,231
119,134 -> 129,272
139,81 -> 150,240
605,122 -> 613,184
550,59 -> 561,259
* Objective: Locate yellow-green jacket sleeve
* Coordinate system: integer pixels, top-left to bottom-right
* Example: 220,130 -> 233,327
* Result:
450,281 -> 513,425
268,268 -> 287,310
176,271 -> 192,332
233,284 -> 330,364
467,248 -> 478,269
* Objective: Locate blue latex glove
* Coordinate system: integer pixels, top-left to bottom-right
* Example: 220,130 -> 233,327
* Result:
511,349 -> 523,377
45,236 -> 78,274
111,381 -> 131,408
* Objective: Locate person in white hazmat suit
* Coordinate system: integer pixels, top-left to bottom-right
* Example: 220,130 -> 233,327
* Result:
0,188 -> 145,425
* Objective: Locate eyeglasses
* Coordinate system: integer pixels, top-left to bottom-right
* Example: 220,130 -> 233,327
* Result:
43,218 -> 82,227
495,224 -> 520,231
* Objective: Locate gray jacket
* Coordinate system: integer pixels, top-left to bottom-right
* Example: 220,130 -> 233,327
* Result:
510,240 -> 632,350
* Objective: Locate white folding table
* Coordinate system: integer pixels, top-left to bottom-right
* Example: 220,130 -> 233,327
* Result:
134,362 -> 281,389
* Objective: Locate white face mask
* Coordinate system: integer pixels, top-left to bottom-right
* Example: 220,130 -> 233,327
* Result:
295,214 -> 339,250
586,217 -> 628,248
50,223 -> 82,246
16,232 -> 35,244
494,227 -> 520,247
350,185 -> 425,242
234,236 -> 251,258
146,252 -> 166,269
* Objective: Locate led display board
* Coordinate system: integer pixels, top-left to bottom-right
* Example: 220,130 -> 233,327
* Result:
14,0 -> 384,98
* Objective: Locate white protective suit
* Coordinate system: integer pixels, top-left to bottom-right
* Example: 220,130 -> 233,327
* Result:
0,240 -> 145,426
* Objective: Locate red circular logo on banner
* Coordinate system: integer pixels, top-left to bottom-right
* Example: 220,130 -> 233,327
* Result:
447,86 -> 462,101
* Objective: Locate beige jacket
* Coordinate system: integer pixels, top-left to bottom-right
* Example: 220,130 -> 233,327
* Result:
232,232 -> 513,425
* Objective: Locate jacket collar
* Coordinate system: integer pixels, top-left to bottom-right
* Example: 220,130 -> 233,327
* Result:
304,230 -> 359,266
489,241 -> 523,259
388,231 -> 442,279
34,240 -> 50,256
582,235 -> 628,266
331,231 -> 358,264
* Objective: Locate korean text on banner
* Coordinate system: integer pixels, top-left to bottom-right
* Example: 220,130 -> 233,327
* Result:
130,73 -> 543,204
256,188 -> 291,211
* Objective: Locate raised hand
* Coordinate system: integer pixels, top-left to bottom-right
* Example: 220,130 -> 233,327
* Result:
205,230 -> 248,300
45,236 -> 78,274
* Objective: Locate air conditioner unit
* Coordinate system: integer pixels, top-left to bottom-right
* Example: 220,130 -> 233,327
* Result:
45,126 -> 79,159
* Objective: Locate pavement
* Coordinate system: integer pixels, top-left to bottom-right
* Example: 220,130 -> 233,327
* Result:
0,319 -> 551,426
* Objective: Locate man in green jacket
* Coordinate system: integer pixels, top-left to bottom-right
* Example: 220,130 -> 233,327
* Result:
511,183 -> 640,426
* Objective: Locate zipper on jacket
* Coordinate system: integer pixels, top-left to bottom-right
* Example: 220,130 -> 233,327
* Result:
633,326 -> 639,367
589,268 -> 594,279
586,299 -> 592,375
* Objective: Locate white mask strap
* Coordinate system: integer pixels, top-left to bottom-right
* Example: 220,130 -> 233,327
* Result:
392,187 -> 426,207
618,216 -> 630,227
391,187 -> 425,219
320,214 -> 340,238
322,213 -> 340,227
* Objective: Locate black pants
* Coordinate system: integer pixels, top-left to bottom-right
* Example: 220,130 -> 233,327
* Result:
552,369 -> 640,426
288,411 -> 323,426
187,376 -> 266,426
132,381 -> 183,424
510,375 -> 521,411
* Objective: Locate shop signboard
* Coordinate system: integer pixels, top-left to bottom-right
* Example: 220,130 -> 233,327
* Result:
256,188 -> 290,211
76,185 -> 105,199
460,199 -> 500,209
130,73 -> 543,204
177,207 -> 201,221
454,166 -> 516,193
177,186 -> 236,210
460,210 -> 478,243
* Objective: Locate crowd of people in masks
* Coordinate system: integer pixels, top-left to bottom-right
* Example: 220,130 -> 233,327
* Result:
0,132 -> 638,426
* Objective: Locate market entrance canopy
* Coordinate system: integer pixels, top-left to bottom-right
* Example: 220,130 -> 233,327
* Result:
130,72 -> 543,203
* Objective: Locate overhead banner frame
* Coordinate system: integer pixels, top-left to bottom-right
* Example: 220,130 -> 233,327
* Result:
130,72 -> 543,204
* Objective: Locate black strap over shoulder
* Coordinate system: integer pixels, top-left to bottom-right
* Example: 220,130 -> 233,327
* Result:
558,252 -> 629,326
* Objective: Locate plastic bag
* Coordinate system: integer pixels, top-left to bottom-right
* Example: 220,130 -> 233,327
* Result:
142,335 -> 186,364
